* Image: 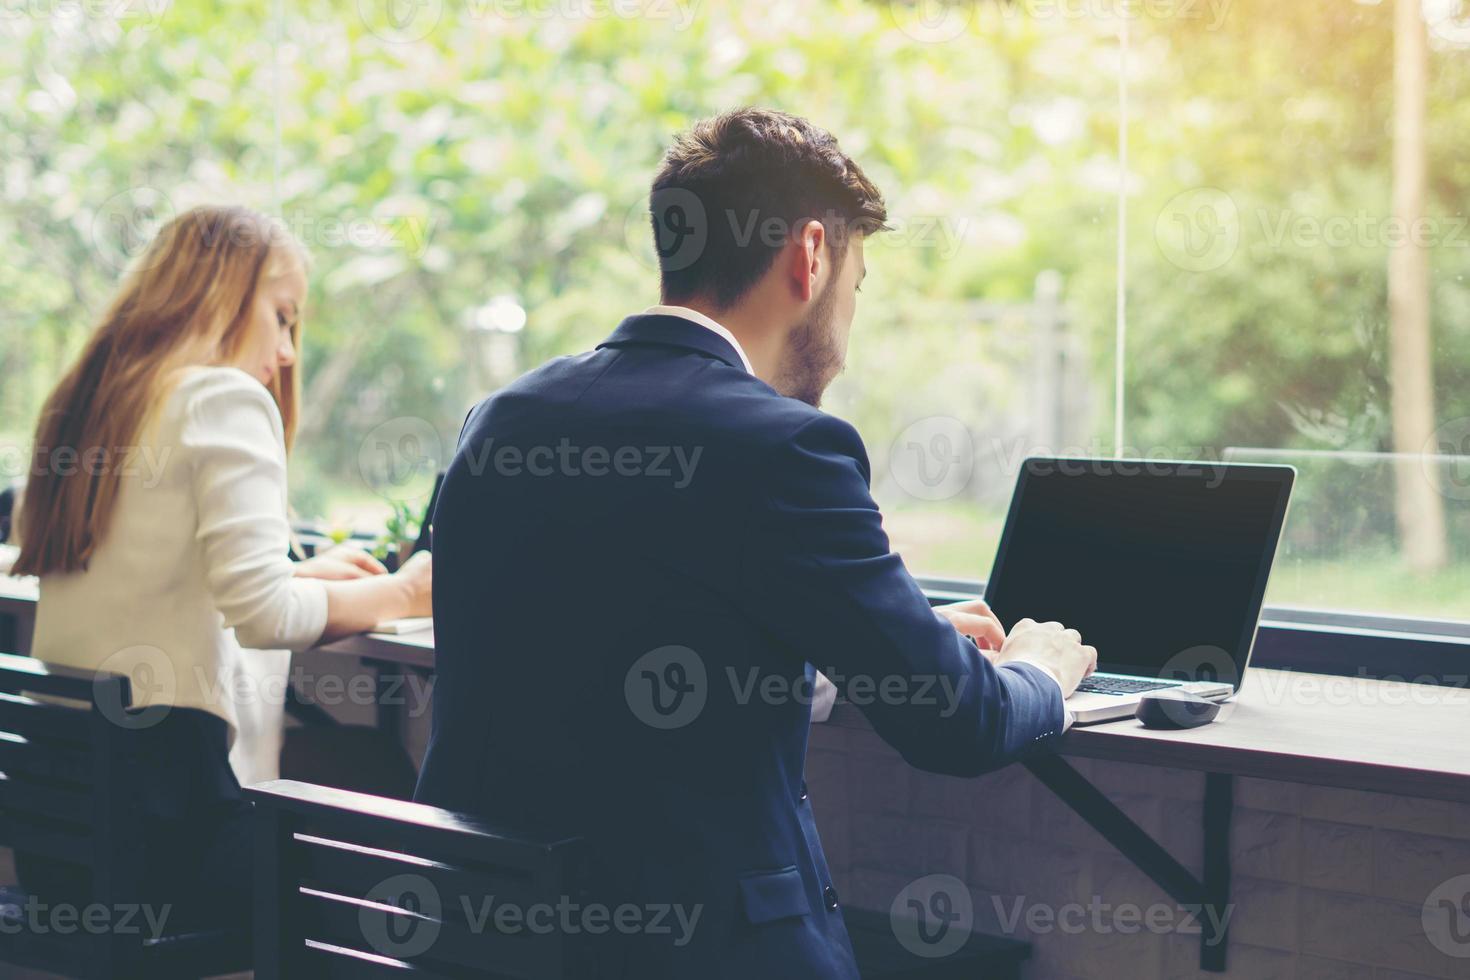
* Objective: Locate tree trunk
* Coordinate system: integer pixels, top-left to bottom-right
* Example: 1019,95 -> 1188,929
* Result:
1388,0 -> 1447,573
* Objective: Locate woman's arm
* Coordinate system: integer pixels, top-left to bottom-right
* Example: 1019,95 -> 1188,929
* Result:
318,550 -> 431,644
184,371 -> 430,648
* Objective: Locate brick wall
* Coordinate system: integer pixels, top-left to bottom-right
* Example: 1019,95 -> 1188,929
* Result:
807,712 -> 1470,980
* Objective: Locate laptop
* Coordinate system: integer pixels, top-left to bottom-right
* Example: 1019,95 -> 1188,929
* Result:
983,457 -> 1294,725
409,470 -> 446,557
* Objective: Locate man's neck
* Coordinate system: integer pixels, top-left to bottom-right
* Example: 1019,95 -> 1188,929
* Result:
664,297 -> 783,384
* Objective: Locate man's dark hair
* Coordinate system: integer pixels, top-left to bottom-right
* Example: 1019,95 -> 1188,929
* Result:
650,107 -> 889,310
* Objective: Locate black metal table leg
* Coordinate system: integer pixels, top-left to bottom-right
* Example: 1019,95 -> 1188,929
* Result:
1201,772 -> 1233,970
1023,754 -> 1234,972
375,663 -> 404,745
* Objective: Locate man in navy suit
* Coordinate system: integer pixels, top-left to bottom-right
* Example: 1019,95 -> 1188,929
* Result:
416,107 -> 1096,978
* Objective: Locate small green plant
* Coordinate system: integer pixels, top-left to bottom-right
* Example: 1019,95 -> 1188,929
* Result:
374,500 -> 422,563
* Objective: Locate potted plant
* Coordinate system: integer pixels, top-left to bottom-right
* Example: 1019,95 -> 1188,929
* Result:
373,500 -> 422,572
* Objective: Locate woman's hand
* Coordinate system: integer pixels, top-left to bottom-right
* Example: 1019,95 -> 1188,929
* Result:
318,549 -> 432,644
393,549 -> 433,618
295,544 -> 389,581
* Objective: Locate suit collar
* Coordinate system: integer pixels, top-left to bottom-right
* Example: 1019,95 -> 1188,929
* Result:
597,314 -> 746,372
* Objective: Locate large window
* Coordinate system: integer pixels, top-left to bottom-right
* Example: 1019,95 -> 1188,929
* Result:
3,1 -> 1467,621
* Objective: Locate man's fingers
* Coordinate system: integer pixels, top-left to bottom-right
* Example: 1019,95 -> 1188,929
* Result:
1082,645 -> 1098,676
952,614 -> 1006,651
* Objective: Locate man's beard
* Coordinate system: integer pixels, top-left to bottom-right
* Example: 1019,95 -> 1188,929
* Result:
774,278 -> 843,408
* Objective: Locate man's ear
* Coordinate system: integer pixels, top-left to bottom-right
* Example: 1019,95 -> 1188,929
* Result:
789,219 -> 826,303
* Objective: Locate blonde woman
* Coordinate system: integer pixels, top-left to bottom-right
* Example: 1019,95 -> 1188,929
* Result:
13,204 -> 432,925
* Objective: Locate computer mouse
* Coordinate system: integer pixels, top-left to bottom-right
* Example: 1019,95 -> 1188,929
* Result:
1136,689 -> 1221,730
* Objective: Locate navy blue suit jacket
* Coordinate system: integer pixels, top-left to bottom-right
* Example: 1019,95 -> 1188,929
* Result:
415,313 -> 1065,978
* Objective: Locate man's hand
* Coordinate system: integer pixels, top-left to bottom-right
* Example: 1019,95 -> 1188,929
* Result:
934,599 -> 1006,652
991,618 -> 1097,697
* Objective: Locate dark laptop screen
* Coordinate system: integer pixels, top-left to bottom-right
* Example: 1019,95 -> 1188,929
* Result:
983,458 -> 1293,684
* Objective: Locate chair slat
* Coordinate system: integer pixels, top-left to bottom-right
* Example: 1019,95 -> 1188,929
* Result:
0,814 -> 90,863
295,833 -> 547,922
0,734 -> 91,787
293,810 -> 573,878
0,654 -> 128,703
302,939 -> 454,979
298,885 -> 555,979
0,773 -> 92,824
0,693 -> 92,744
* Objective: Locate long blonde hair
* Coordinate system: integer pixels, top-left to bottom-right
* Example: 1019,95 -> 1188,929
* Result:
15,205 -> 307,577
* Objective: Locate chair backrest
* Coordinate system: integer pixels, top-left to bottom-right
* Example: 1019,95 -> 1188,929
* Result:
247,779 -> 589,980
0,484 -> 15,543
0,651 -> 140,975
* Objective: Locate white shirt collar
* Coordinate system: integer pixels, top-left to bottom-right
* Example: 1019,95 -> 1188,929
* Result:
642,305 -> 754,375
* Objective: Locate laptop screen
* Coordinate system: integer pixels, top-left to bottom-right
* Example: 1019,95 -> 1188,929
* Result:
983,458 -> 1294,686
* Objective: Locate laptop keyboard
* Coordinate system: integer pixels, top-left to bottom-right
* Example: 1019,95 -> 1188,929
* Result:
1075,677 -> 1180,696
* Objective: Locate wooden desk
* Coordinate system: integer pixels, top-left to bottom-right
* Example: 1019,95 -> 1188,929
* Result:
6,579 -> 1468,804
1058,668 -> 1470,805
320,625 -> 1470,804
318,628 -> 435,671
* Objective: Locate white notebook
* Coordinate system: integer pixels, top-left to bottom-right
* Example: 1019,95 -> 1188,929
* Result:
371,617 -> 434,635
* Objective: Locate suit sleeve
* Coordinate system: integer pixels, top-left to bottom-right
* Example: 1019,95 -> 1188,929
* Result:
741,413 -> 1065,776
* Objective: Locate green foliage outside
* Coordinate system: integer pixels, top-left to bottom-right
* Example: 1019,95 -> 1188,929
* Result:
1,0 -> 1466,618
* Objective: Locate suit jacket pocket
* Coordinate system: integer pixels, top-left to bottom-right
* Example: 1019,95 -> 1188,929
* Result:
737,866 -> 811,925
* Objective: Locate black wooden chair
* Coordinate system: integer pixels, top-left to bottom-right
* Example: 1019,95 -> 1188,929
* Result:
248,779 -> 589,979
0,651 -> 250,978
0,483 -> 16,543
